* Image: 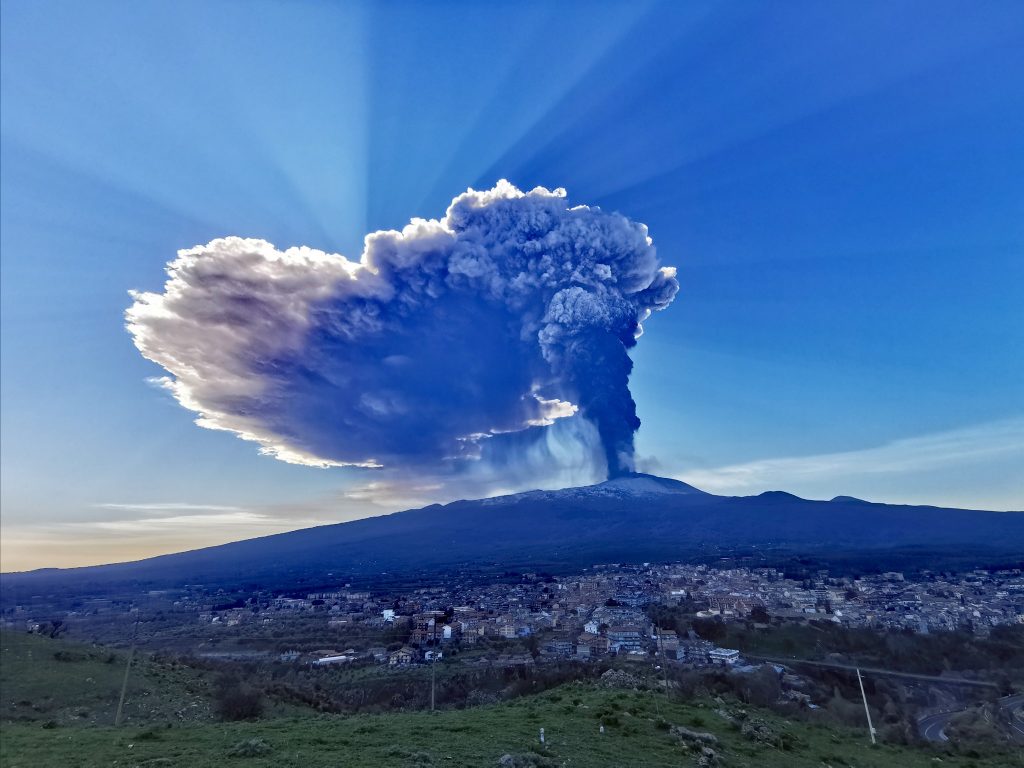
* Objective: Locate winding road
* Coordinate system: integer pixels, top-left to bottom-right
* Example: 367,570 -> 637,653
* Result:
745,654 -> 1023,745
917,693 -> 1024,744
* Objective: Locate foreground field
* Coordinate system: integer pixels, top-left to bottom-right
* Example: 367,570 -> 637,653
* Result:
3,630 -> 1021,767
4,681 -> 1022,768
0,629 -> 212,726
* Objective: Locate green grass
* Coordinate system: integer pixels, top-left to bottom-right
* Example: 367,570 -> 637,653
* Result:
0,630 -> 212,727
3,630 -> 1020,767
3,681 -> 1021,768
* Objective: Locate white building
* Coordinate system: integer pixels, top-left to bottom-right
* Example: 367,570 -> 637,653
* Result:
313,654 -> 353,666
708,647 -> 741,666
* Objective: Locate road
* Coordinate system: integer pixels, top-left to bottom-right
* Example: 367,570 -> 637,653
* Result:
744,654 -> 1023,744
747,654 -> 999,688
917,693 -> 1024,744
917,709 -> 957,742
998,693 -> 1024,743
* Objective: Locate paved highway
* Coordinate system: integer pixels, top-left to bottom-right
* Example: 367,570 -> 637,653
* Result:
744,654 -> 1023,745
747,654 -> 999,688
917,693 -> 1024,744
1000,693 -> 1024,743
917,709 -> 955,742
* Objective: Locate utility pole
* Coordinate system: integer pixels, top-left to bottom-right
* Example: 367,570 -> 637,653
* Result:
650,629 -> 673,720
430,619 -> 437,712
430,650 -> 436,712
115,611 -> 140,726
856,667 -> 876,745
657,629 -> 671,695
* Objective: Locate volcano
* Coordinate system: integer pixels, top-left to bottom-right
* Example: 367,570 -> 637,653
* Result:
3,474 -> 1022,600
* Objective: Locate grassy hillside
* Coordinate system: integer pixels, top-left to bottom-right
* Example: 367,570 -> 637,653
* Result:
2,630 -> 1020,767
0,630 -> 212,727
3,677 -> 1021,767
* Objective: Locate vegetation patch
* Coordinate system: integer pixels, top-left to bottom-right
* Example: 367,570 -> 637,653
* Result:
226,737 -> 272,757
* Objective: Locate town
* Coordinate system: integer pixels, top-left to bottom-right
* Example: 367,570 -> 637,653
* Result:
9,561 -> 1022,671
6,558 -> 1024,753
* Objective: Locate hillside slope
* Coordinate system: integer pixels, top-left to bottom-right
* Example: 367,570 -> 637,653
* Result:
0,630 -> 211,726
3,474 -> 1022,598
2,679 -> 1021,768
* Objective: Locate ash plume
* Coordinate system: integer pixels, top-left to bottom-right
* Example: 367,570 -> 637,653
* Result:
127,181 -> 678,478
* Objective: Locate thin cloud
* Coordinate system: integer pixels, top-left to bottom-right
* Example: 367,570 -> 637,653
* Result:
339,481 -> 444,507
87,511 -> 276,533
92,502 -> 247,514
675,417 -> 1024,508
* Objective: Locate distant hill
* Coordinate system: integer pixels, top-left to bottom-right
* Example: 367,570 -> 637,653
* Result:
3,473 -> 1023,599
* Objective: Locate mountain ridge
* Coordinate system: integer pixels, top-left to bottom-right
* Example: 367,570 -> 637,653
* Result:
2,476 -> 1022,600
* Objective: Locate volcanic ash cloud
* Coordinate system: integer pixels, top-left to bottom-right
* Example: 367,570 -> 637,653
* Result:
126,181 -> 679,477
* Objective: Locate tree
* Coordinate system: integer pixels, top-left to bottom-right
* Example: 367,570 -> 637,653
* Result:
736,666 -> 781,707
525,635 -> 540,659
213,674 -> 264,721
692,617 -> 726,642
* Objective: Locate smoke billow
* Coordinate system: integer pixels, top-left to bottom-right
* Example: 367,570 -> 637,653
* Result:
127,181 -> 678,478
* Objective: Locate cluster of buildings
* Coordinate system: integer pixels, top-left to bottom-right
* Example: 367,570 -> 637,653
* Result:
8,563 -> 1021,667
665,564 -> 1024,635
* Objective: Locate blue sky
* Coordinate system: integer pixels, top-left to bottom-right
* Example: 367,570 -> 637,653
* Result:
2,0 -> 1022,570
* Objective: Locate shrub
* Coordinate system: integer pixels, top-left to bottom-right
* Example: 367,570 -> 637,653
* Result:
227,738 -> 272,757
213,675 -> 264,721
497,753 -> 555,768
53,650 -> 87,662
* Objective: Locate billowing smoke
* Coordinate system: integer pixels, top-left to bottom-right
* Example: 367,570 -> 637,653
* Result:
127,181 -> 678,478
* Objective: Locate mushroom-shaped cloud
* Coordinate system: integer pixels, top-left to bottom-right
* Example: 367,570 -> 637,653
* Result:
127,181 -> 678,477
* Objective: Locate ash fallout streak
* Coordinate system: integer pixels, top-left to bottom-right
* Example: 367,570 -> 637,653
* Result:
127,181 -> 679,479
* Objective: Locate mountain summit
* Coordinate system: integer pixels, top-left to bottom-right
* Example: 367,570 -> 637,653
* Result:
479,472 -> 707,507
591,472 -> 708,495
